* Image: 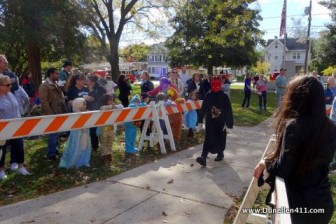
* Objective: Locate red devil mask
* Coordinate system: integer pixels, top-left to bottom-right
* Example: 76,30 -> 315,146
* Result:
211,76 -> 222,92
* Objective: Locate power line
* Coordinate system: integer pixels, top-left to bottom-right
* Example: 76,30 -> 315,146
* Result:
261,25 -> 327,31
262,13 -> 330,20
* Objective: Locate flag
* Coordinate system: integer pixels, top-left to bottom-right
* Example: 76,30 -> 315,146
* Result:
279,0 -> 286,37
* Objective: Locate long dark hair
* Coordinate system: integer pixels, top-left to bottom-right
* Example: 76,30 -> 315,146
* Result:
269,75 -> 334,173
117,74 -> 126,86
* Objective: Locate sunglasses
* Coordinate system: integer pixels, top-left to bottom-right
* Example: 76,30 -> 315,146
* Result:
1,83 -> 11,87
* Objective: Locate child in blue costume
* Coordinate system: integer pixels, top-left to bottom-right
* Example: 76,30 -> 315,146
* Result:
124,95 -> 146,155
184,92 -> 198,137
59,98 -> 91,168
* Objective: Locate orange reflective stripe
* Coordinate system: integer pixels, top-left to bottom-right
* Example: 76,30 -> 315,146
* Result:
13,118 -> 41,137
194,101 -> 201,109
176,104 -> 183,112
166,106 -> 174,114
149,112 -> 153,118
115,108 -> 131,122
133,107 -> 146,120
72,114 -> 92,129
0,121 -> 9,132
44,116 -> 69,133
185,102 -> 193,111
95,111 -> 113,126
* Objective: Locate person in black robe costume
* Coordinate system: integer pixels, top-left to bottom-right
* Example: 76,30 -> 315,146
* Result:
196,76 -> 233,166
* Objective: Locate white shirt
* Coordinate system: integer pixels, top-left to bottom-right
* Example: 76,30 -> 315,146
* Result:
179,73 -> 189,87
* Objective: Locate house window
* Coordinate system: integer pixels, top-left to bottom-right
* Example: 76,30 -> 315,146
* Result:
293,53 -> 301,60
148,55 -> 155,62
275,42 -> 278,48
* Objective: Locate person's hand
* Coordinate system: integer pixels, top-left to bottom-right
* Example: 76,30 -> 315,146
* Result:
253,159 -> 266,179
85,95 -> 94,102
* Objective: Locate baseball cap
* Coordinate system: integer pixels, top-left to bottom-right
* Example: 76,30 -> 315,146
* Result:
280,68 -> 287,71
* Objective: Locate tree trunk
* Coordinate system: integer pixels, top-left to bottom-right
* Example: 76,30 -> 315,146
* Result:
207,60 -> 214,75
27,43 -> 42,87
108,43 -> 120,82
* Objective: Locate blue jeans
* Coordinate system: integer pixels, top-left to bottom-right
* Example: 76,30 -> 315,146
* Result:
48,133 -> 59,157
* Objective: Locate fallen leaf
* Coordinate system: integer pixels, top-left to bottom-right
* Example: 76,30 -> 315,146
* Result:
145,185 -> 151,190
90,216 -> 96,223
190,164 -> 194,167
167,179 -> 174,184
162,211 -> 168,216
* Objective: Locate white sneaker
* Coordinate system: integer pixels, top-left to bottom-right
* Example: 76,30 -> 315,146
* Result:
17,167 -> 31,176
10,163 -> 18,171
0,170 -> 7,179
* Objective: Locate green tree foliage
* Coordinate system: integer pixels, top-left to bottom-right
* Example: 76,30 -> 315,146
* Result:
322,66 -> 336,75
166,0 -> 264,73
315,1 -> 336,67
252,61 -> 270,75
120,43 -> 150,62
0,0 -> 87,84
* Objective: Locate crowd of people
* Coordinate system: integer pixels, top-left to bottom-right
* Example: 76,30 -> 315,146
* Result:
0,55 -> 235,178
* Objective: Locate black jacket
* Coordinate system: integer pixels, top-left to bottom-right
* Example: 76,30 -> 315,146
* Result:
266,117 -> 336,224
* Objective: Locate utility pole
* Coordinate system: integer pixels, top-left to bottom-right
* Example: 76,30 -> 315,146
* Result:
304,0 -> 312,74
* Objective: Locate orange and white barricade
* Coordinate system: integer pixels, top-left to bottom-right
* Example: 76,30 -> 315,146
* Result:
138,101 -> 202,154
0,106 -> 152,141
138,101 -> 172,154
0,101 -> 203,154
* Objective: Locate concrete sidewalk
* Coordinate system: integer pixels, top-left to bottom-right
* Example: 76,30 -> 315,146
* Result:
0,118 -> 274,224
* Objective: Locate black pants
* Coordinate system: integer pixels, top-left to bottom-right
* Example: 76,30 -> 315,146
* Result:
119,95 -> 129,107
241,90 -> 251,108
90,127 -> 99,150
201,129 -> 227,158
0,138 -> 24,168
196,109 -> 203,124
258,92 -> 267,109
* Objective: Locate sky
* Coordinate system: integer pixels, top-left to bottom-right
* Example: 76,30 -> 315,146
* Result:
253,0 -> 332,40
119,0 -> 333,47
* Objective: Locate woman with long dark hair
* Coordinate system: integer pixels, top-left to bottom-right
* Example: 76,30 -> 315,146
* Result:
117,74 -> 132,107
254,76 -> 336,224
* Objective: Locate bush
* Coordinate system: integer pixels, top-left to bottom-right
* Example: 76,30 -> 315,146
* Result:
236,75 -> 245,82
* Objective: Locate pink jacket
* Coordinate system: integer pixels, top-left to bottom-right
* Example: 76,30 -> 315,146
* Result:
256,80 -> 267,92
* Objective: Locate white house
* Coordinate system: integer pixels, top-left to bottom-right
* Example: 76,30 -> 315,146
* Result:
147,43 -> 170,79
265,37 -> 308,76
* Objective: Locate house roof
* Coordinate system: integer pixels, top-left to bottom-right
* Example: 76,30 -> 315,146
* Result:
266,38 -> 306,50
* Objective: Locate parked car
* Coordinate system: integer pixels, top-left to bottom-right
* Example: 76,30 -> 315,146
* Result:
270,72 -> 280,81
